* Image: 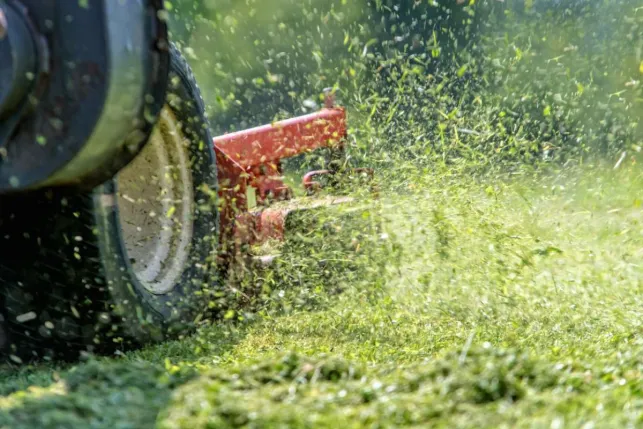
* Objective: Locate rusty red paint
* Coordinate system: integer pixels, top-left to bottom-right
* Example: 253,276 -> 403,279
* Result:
247,162 -> 292,206
214,106 -> 348,262
213,107 -> 346,169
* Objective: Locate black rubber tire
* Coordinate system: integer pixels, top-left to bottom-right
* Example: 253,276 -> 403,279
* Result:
0,44 -> 219,362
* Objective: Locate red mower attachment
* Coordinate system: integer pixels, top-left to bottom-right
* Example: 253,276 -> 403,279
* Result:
213,92 -> 375,264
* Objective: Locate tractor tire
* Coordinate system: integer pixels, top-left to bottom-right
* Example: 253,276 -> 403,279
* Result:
0,44 -> 219,362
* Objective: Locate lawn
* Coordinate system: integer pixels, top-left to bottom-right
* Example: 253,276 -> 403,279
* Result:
0,163 -> 640,428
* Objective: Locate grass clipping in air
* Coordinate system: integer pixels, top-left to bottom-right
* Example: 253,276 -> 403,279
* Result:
0,0 -> 642,427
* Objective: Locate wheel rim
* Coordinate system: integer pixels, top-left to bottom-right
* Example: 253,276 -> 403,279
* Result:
116,105 -> 194,295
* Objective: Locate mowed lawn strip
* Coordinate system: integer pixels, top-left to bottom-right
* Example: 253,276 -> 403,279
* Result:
0,166 -> 640,428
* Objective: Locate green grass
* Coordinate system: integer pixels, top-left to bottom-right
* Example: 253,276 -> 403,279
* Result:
0,164 -> 641,428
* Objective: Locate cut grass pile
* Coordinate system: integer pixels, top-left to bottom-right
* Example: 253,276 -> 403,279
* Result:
0,163 -> 640,428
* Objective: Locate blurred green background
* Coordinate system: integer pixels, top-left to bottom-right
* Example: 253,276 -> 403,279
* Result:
167,0 -> 481,131
167,0 -> 643,169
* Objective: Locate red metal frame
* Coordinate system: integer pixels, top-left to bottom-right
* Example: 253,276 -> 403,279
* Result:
213,98 -> 350,261
214,108 -> 346,170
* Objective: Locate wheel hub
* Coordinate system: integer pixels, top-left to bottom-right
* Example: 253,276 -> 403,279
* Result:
116,105 -> 194,295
